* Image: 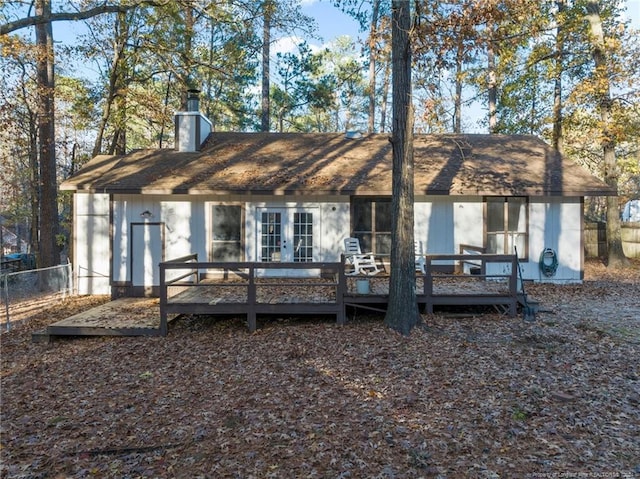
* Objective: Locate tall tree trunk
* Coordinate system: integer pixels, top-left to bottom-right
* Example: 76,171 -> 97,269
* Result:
108,11 -> 129,155
552,0 -> 565,153
367,0 -> 380,133
92,15 -> 128,156
206,18 -> 215,119
384,0 -> 420,336
261,0 -> 273,132
453,38 -> 463,133
181,5 -> 195,106
487,28 -> 497,133
278,108 -> 284,133
379,53 -> 391,132
35,0 -> 59,267
109,126 -> 126,155
529,74 -> 538,135
29,124 -> 39,255
586,2 -> 628,267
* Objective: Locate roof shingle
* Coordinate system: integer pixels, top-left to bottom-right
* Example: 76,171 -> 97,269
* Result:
60,132 -> 615,197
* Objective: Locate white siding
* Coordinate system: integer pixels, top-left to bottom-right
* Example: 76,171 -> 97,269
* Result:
415,199 -> 454,253
453,198 -> 484,252
112,195 -> 208,283
111,198 -> 124,283
416,196 -> 582,282
161,200 -> 205,261
74,193 -> 110,294
319,202 -> 350,261
528,198 -> 582,282
83,193 -> 585,291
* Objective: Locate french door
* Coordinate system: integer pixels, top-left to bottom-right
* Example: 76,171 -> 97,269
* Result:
259,208 -> 314,262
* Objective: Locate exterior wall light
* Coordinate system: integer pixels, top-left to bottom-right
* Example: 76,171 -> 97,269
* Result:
140,210 -> 153,219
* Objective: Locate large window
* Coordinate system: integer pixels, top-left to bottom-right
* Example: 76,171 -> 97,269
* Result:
352,198 -> 392,254
211,205 -> 243,261
486,197 -> 528,257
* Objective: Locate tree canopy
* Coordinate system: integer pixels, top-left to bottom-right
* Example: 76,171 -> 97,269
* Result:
1,0 -> 638,267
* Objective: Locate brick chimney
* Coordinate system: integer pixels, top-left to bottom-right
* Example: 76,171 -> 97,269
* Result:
174,89 -> 212,152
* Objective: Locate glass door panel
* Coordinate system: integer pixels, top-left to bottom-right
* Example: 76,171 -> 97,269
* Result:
261,211 -> 282,262
293,212 -> 313,262
258,208 -> 315,263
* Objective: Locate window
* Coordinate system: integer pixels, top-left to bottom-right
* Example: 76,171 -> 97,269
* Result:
352,198 -> 392,254
211,205 -> 243,261
486,197 -> 528,257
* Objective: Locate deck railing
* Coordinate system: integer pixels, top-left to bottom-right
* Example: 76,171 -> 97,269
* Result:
423,253 -> 518,315
457,244 -> 486,274
160,255 -> 343,334
160,252 -> 518,335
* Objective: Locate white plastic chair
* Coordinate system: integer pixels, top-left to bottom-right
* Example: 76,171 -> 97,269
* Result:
415,240 -> 426,274
343,238 -> 380,276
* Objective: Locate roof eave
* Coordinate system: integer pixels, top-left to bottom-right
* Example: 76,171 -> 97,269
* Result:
63,186 -> 617,197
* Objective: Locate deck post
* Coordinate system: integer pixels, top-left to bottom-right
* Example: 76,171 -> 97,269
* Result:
337,257 -> 346,325
509,254 -> 518,317
247,264 -> 257,332
159,262 -> 168,336
424,257 -> 434,314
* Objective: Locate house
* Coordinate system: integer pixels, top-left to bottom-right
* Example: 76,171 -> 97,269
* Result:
60,101 -> 615,298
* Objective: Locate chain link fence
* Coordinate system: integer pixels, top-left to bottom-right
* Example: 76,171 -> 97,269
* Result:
1,263 -> 73,331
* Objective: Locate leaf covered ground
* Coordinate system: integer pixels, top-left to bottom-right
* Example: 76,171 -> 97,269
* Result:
1,260 -> 639,478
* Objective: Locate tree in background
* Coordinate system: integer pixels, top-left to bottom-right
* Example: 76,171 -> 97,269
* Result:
2,0 -> 638,269
256,0 -> 316,131
270,42 -> 335,132
315,36 -> 369,131
413,0 -> 481,133
1,0 -> 156,266
583,0 -> 631,266
0,35 -> 40,255
334,0 -> 392,133
34,0 -> 60,268
261,0 -> 274,131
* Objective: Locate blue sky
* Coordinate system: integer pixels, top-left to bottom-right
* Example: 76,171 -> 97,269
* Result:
295,0 -> 639,132
300,0 -> 640,48
301,0 -> 364,44
45,0 -> 639,68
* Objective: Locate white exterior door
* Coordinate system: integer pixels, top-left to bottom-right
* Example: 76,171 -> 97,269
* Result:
132,223 -> 163,287
258,208 -> 314,263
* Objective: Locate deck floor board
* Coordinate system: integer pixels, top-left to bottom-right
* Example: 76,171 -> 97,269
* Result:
46,298 -> 166,335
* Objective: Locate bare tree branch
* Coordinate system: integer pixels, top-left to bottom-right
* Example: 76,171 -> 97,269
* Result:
0,1 -> 169,35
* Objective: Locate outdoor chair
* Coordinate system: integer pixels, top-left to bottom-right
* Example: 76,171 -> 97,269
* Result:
415,240 -> 426,274
343,237 -> 380,276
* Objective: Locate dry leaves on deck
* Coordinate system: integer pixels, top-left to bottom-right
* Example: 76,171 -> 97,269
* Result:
1,259 -> 639,478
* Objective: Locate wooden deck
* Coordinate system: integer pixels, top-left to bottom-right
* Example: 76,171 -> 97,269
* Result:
160,253 -> 519,334
35,253 -> 520,339
40,298 -> 171,339
161,259 -> 346,334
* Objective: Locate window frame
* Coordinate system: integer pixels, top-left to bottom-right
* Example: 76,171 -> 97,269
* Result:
209,203 -> 245,262
351,197 -> 392,255
484,196 -> 529,260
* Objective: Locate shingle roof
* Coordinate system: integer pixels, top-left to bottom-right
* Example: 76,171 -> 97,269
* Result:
60,132 -> 615,196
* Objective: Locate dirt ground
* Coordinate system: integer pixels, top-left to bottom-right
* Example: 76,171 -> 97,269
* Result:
1,259 -> 638,478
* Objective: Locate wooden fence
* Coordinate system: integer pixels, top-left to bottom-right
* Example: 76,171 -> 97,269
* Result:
585,222 -> 640,258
